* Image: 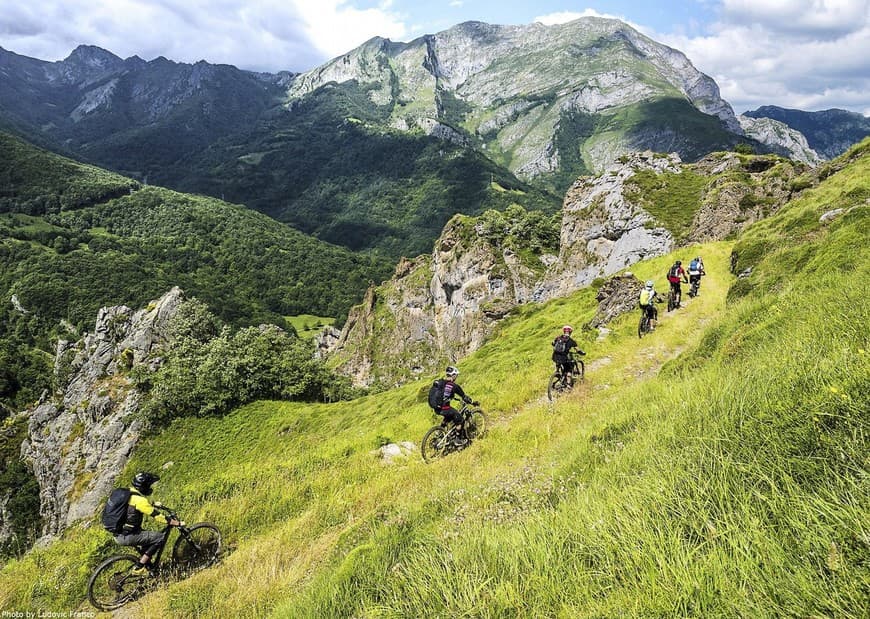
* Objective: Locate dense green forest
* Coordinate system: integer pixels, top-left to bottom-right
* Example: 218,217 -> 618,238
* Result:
0,132 -> 392,411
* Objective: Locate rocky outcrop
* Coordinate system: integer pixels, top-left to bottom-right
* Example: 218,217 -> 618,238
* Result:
684,152 -> 808,243
328,149 -> 812,388
332,221 -> 544,387
738,115 -> 822,165
20,288 -> 185,539
586,274 -> 645,329
540,151 -> 677,298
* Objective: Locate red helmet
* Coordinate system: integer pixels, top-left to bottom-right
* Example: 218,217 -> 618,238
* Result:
562,325 -> 573,334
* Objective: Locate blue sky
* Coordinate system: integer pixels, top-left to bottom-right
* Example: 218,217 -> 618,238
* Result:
1,1 -> 868,115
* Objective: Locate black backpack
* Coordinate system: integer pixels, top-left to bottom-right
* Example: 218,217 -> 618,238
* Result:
428,379 -> 445,410
668,264 -> 680,280
553,336 -> 568,354
101,488 -> 131,534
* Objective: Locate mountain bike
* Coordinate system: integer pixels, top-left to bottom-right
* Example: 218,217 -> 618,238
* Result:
87,505 -> 221,611
547,357 -> 584,402
667,284 -> 681,311
687,276 -> 701,298
421,402 -> 488,463
638,311 -> 652,338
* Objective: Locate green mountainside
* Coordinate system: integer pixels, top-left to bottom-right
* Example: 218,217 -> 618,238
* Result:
0,132 -> 392,410
170,80 -> 559,257
1,140 -> 866,615
0,44 -> 560,260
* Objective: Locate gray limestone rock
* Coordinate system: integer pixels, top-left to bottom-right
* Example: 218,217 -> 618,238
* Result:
20,288 -> 185,540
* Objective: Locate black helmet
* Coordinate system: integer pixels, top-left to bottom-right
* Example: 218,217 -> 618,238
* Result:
132,472 -> 160,496
675,260 -> 682,266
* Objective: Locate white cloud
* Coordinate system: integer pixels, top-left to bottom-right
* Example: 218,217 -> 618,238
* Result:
721,0 -> 869,37
0,0 -> 410,72
660,0 -> 870,113
293,0 -> 408,59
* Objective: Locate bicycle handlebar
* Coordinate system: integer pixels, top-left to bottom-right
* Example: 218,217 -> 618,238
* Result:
154,504 -> 186,526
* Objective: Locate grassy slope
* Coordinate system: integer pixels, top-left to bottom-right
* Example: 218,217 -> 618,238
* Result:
1,144 -> 867,616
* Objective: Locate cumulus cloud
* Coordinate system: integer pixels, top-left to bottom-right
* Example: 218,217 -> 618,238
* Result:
721,0 -> 869,38
0,0 -> 408,72
661,0 -> 870,114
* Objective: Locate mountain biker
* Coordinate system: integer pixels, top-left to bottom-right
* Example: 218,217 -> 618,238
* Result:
688,256 -> 706,294
431,366 -> 476,440
113,472 -> 182,575
552,325 -> 585,382
638,281 -> 663,328
666,260 -> 689,308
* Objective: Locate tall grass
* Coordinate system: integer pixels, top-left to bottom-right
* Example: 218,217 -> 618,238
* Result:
1,144 -> 867,617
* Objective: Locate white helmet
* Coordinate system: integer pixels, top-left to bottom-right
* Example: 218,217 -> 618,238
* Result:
445,365 -> 459,378
645,280 -> 654,288
562,325 -> 573,334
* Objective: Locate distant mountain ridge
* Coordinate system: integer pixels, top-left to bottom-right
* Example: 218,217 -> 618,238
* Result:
0,43 -> 557,259
743,105 -> 870,159
0,44 -> 292,178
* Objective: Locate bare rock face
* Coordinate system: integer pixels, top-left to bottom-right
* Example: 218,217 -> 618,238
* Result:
20,288 -> 184,539
286,17 -> 743,178
684,153 -> 808,243
586,274 -> 644,329
539,151 -> 677,299
737,115 -> 822,165
332,221 -> 542,387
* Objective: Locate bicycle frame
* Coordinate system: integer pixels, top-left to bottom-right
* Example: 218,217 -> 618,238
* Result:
126,506 -> 185,571
553,358 -> 581,382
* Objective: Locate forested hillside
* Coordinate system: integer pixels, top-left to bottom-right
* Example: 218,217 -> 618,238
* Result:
0,132 -> 392,411
167,80 -> 561,257
1,140 -> 865,616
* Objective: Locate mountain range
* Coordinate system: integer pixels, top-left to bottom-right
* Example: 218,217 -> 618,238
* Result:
4,17 -> 866,261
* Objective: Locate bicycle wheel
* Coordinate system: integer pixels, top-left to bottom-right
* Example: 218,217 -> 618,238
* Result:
667,289 -> 676,312
87,555 -> 149,611
466,410 -> 488,440
547,373 -> 565,402
171,523 -> 222,573
421,426 -> 449,462
638,314 -> 648,338
574,360 -> 585,381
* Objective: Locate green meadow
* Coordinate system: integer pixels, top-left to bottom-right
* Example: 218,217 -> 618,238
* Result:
1,142 -> 867,617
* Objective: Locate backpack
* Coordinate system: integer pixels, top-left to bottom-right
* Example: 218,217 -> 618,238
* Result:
639,289 -> 652,306
428,379 -> 445,410
689,259 -> 700,272
101,488 -> 131,534
667,264 -> 680,282
553,336 -> 569,354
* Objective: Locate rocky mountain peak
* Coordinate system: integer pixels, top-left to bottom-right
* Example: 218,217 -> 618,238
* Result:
286,17 -> 743,177
51,45 -> 124,86
65,44 -> 122,66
